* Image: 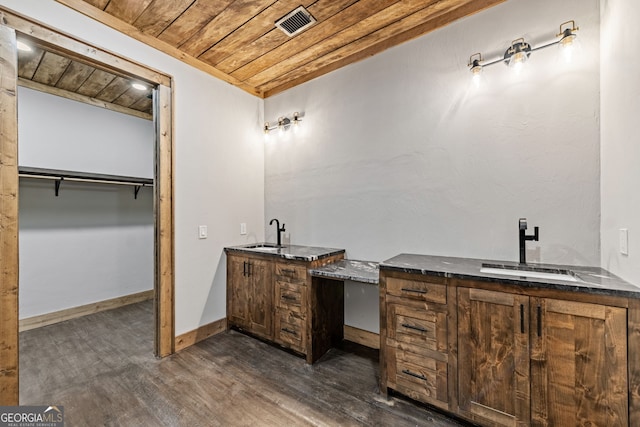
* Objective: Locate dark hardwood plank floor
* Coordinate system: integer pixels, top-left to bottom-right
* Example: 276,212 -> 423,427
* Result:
20,301 -> 469,426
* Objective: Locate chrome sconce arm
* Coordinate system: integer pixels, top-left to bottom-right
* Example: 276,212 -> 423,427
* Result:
468,20 -> 579,76
264,111 -> 303,134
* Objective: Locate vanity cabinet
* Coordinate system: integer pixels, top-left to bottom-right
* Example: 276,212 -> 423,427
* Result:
529,297 -> 628,427
226,249 -> 343,363
380,263 -> 635,427
457,287 -> 530,426
273,262 -> 308,354
380,272 -> 456,412
227,253 -> 273,339
457,285 -> 628,427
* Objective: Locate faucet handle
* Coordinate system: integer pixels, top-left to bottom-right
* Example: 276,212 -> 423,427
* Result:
519,218 -> 528,230
281,223 -> 286,231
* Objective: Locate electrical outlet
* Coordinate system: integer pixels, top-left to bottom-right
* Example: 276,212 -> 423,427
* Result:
619,228 -> 629,255
240,223 -> 247,235
199,225 -> 208,239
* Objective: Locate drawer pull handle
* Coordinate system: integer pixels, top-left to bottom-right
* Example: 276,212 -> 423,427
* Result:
281,327 -> 297,336
402,369 -> 428,382
401,323 -> 428,333
401,288 -> 428,294
281,295 -> 297,301
281,268 -> 296,275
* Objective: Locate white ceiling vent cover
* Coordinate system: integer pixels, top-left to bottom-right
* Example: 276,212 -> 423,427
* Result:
275,6 -> 317,37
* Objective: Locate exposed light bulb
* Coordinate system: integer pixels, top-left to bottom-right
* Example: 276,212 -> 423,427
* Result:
470,59 -> 483,86
510,51 -> 527,69
558,32 -> 578,63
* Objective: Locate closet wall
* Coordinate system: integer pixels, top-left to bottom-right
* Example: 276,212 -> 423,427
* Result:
18,86 -> 154,319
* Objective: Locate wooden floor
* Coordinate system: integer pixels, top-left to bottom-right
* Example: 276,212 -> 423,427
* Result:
20,301 -> 469,426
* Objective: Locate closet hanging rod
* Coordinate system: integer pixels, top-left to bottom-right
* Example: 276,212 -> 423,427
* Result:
18,174 -> 152,187
18,166 -> 153,198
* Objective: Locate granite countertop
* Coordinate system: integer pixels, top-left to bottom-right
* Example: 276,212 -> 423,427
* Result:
380,253 -> 640,298
309,260 -> 379,284
224,243 -> 345,262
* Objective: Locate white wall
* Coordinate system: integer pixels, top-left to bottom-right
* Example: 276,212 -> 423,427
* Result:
2,0 -> 265,335
265,0 -> 601,332
600,0 -> 640,285
18,87 -> 154,318
18,87 -> 153,177
19,181 -> 154,318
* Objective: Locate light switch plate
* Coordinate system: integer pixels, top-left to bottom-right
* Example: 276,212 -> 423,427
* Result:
619,228 -> 628,255
240,223 -> 247,235
199,225 -> 208,239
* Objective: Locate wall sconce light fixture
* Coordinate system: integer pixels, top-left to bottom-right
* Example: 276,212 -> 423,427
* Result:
264,112 -> 302,134
468,20 -> 579,77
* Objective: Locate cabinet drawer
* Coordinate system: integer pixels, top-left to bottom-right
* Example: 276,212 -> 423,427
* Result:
276,281 -> 307,314
275,262 -> 307,285
274,309 -> 305,352
387,277 -> 446,304
393,348 -> 448,409
387,304 -> 447,353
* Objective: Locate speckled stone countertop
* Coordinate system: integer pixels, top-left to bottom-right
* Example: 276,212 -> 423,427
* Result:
224,243 -> 345,262
380,253 -> 640,298
309,260 -> 379,284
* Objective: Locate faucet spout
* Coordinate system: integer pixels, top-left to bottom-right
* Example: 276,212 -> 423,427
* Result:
269,218 -> 286,247
519,218 -> 539,264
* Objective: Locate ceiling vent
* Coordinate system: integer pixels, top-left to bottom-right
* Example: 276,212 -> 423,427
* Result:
275,6 -> 316,37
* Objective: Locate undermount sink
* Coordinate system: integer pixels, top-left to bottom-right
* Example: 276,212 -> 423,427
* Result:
244,243 -> 282,251
480,263 -> 579,282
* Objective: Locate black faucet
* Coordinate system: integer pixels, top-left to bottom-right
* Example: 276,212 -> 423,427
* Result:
519,218 -> 539,264
269,218 -> 286,247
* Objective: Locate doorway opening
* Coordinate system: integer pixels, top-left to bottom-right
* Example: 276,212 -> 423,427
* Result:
0,8 -> 175,405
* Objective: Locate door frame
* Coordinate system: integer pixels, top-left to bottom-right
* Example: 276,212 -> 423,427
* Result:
0,7 -> 175,404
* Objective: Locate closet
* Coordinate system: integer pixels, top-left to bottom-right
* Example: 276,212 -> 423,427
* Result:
17,84 -> 155,330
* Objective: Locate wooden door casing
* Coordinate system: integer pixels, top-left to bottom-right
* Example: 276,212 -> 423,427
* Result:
458,287 -> 531,427
0,24 -> 19,405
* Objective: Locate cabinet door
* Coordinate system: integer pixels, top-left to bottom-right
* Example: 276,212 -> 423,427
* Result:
227,256 -> 250,328
458,288 -> 530,427
246,258 -> 273,339
531,298 -> 628,427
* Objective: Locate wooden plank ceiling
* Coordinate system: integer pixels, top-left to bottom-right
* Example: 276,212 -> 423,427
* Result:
56,0 -> 506,98
17,41 -> 153,119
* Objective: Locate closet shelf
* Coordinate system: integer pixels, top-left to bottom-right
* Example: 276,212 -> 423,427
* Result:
18,166 -> 154,198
